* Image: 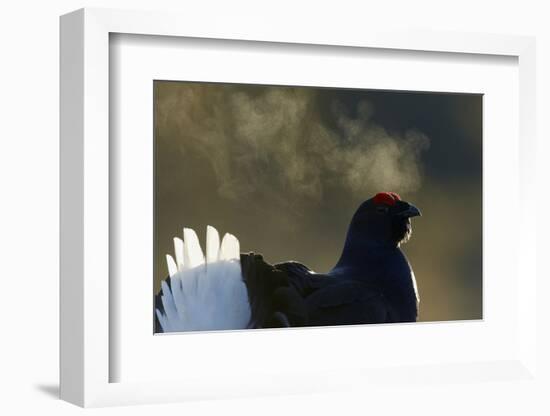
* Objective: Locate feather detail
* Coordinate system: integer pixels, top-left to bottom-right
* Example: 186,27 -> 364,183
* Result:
220,233 -> 240,261
161,280 -> 178,324
206,225 -> 220,264
166,254 -> 178,277
183,228 -> 205,268
173,237 -> 185,271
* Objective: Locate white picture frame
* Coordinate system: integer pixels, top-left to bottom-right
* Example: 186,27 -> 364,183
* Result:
60,7 -> 537,407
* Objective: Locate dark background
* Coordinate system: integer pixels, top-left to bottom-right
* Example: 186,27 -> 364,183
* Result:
154,81 -> 482,322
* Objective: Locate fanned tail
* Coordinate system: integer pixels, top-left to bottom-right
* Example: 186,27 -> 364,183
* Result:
155,226 -> 251,332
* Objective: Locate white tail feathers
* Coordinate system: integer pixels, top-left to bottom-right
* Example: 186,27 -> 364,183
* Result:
205,225 -> 220,263
182,228 -> 205,268
173,237 -> 185,269
156,226 -> 250,332
220,232 -> 240,261
165,254 -> 178,278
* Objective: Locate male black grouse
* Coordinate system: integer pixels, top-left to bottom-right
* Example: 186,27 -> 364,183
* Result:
155,192 -> 421,332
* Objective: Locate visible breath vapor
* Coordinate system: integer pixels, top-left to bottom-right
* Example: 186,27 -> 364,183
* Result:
155,82 -> 483,323
156,83 -> 430,210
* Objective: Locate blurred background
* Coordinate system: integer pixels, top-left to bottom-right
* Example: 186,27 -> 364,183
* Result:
154,81 -> 482,322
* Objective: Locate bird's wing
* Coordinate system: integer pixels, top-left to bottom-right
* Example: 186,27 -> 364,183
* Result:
240,253 -> 293,328
274,261 -> 335,296
304,281 -> 389,326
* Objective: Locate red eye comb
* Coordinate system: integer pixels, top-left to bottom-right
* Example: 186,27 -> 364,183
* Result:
373,192 -> 401,206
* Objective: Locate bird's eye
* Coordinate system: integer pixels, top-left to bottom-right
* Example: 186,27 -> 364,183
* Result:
376,205 -> 389,214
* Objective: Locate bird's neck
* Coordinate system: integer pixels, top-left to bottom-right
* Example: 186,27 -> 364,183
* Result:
332,228 -> 397,271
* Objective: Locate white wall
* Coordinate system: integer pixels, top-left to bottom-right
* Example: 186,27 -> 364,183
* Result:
1,0 -> 548,414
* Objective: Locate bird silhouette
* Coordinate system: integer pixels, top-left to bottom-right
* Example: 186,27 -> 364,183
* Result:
155,192 -> 421,332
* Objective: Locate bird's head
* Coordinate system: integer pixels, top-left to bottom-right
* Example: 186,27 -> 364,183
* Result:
349,192 -> 421,247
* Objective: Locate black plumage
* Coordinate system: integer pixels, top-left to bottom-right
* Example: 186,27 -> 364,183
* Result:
155,192 -> 421,332
243,192 -> 421,328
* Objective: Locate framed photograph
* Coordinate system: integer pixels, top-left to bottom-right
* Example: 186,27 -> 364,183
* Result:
60,8 -> 537,407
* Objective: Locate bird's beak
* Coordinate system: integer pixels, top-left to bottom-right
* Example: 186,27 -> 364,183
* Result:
396,203 -> 421,218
